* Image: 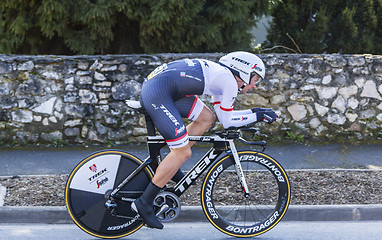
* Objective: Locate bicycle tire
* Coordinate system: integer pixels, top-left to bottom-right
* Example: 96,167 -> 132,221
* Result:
65,150 -> 153,239
201,150 -> 290,238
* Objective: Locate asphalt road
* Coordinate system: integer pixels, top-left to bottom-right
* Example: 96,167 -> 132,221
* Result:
0,143 -> 381,176
0,221 -> 381,240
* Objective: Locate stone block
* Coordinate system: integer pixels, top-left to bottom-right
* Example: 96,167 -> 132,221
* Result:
314,103 -> 329,116
17,61 -> 34,71
332,96 -> 346,113
79,89 -> 98,104
339,85 -> 358,99
360,80 -> 382,100
327,114 -> 346,125
315,86 -> 338,99
32,97 -> 57,115
287,103 -> 307,121
65,128 -> 80,137
11,110 -> 33,123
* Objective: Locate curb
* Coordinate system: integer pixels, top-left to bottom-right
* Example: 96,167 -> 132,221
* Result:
0,205 -> 381,224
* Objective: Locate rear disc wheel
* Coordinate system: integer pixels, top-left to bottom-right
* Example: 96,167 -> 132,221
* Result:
65,150 -> 153,239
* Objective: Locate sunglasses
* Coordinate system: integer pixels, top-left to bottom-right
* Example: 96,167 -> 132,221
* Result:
249,72 -> 263,86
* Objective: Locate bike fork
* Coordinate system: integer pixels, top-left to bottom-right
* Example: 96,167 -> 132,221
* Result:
228,140 -> 250,197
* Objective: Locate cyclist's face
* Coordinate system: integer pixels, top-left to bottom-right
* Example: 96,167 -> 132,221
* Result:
240,75 -> 259,94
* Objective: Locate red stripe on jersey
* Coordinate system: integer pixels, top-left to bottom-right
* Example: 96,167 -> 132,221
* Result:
166,132 -> 188,142
220,106 -> 233,111
213,101 -> 221,106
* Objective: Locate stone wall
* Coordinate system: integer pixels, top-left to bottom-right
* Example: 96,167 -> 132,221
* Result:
0,53 -> 381,146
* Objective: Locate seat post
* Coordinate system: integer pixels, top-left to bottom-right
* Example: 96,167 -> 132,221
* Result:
145,114 -> 156,136
144,113 -> 162,172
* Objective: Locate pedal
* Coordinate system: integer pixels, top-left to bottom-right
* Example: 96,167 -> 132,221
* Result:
153,191 -> 181,222
155,204 -> 170,217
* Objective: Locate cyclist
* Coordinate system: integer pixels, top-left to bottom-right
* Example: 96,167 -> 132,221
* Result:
131,51 -> 278,229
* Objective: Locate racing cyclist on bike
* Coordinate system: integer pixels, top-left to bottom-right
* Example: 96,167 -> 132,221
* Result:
131,51 -> 278,229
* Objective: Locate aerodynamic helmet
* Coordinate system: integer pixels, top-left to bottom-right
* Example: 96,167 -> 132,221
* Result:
219,51 -> 265,85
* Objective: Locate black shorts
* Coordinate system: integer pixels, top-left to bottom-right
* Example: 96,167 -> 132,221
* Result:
140,59 -> 206,149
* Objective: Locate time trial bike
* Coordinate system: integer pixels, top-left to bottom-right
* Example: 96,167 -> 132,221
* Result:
65,100 -> 291,238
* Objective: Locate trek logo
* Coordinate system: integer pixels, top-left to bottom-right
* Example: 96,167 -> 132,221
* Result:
96,177 -> 108,189
88,168 -> 107,182
231,57 -> 263,72
89,164 -> 97,173
160,104 -> 180,126
175,150 -> 218,193
232,116 -> 248,121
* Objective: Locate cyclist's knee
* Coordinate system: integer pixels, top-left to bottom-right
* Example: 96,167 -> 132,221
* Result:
181,147 -> 192,160
172,146 -> 192,161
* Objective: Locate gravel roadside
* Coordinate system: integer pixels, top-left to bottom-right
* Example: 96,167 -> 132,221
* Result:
1,170 -> 381,207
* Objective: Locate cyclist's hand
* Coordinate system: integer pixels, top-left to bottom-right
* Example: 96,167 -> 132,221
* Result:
252,108 -> 278,124
262,110 -> 278,123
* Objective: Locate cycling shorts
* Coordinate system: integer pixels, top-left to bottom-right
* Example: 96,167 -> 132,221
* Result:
140,59 -> 205,149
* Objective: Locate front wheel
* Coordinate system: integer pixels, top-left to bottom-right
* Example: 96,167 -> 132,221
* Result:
201,150 -> 290,238
65,150 -> 153,239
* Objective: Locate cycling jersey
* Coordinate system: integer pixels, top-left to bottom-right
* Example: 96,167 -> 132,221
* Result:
140,58 -> 258,149
199,59 -> 258,129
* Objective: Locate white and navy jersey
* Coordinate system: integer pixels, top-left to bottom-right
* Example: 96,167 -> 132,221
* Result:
197,59 -> 258,128
140,58 -> 258,149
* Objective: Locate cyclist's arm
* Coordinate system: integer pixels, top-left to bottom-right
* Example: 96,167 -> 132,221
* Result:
208,67 -> 259,128
212,95 -> 259,129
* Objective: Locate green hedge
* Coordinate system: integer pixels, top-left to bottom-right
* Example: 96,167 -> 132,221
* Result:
0,0 -> 270,55
264,0 -> 382,54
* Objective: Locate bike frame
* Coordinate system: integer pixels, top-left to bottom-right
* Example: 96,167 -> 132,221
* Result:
109,113 -> 260,201
110,135 -> 248,200
67,101 -> 290,239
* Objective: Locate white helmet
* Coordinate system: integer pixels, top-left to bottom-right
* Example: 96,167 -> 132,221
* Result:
219,51 -> 265,84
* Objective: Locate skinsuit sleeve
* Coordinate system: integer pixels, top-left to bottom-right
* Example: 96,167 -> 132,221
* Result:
211,86 -> 258,129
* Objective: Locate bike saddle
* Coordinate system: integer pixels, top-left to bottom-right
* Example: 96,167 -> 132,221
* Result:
126,100 -> 147,113
126,100 -> 142,109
